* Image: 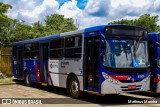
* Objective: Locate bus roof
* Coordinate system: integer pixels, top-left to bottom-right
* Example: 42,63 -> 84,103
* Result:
149,32 -> 160,35
13,24 -> 147,45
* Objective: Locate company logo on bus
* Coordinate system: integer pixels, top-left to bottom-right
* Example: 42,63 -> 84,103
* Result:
50,63 -> 58,69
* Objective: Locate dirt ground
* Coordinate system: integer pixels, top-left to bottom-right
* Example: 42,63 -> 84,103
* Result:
0,81 -> 160,107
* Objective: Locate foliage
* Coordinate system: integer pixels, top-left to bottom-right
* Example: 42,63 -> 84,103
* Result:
0,2 -> 77,47
109,14 -> 160,32
45,14 -> 77,34
0,77 -> 15,84
0,2 -> 12,27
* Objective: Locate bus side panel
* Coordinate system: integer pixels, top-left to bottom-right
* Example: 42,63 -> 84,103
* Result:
48,60 -> 60,86
12,60 -> 18,78
154,68 -> 160,93
59,59 -> 83,90
23,60 -> 39,83
48,59 -> 83,90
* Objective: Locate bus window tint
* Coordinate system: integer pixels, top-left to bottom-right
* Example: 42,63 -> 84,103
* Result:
50,38 -> 63,59
24,43 -> 39,59
65,48 -> 81,58
31,43 -> 39,51
24,44 -> 31,59
31,43 -> 39,59
51,39 -> 63,49
65,37 -> 75,47
64,36 -> 82,59
50,49 -> 63,59
24,44 -> 31,51
24,52 -> 30,59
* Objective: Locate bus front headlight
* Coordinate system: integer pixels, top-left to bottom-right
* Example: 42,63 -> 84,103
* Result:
110,78 -> 113,82
115,80 -> 119,84
102,72 -> 109,79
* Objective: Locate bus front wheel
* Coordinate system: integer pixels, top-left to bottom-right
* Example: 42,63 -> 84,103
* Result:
25,72 -> 32,87
69,76 -> 82,98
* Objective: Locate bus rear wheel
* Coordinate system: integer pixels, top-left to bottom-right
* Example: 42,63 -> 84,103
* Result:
25,72 -> 32,86
69,76 -> 82,98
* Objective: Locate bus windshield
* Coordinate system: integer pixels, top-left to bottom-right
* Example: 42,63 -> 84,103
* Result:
103,38 -> 149,68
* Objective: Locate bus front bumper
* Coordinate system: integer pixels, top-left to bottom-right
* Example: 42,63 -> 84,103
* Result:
101,77 -> 150,94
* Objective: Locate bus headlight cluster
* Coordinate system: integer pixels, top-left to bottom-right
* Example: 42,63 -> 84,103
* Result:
102,72 -> 119,84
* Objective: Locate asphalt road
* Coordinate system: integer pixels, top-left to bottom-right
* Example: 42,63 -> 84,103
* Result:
0,80 -> 159,107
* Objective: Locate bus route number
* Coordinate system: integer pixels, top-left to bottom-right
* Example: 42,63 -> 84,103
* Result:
138,75 -> 145,79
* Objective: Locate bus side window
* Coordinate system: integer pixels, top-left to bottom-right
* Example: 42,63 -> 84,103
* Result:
64,36 -> 82,59
24,44 -> 31,59
50,38 -> 64,59
31,42 -> 39,59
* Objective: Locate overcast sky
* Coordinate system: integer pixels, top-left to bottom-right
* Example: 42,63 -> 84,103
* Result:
0,0 -> 160,29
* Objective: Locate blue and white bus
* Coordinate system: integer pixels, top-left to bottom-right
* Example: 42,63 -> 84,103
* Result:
12,25 -> 150,98
148,32 -> 160,93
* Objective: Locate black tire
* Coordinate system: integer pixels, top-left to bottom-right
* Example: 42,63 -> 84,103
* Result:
25,72 -> 32,87
69,76 -> 82,98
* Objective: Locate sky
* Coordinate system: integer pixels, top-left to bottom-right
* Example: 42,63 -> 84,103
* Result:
0,0 -> 160,29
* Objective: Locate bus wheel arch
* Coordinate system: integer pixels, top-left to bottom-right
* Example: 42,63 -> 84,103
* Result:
66,73 -> 82,98
24,70 -> 32,87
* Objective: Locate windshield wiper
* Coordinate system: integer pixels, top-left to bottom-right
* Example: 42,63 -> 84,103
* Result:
133,37 -> 142,59
121,41 -> 128,61
116,37 -> 128,61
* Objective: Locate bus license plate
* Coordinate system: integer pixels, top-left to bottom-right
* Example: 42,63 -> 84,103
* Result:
128,85 -> 136,89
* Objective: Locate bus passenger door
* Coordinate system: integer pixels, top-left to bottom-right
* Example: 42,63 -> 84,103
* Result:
17,46 -> 23,78
84,36 -> 100,92
149,42 -> 156,92
40,43 -> 49,83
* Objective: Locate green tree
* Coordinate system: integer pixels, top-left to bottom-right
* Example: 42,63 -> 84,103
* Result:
1,19 -> 32,46
29,14 -> 77,38
45,14 -> 77,34
0,2 -> 12,46
0,2 -> 12,27
0,3 -> 77,47
109,14 -> 160,32
29,21 -> 45,38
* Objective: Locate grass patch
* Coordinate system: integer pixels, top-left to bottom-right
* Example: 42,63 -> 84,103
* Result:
0,77 -> 16,84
